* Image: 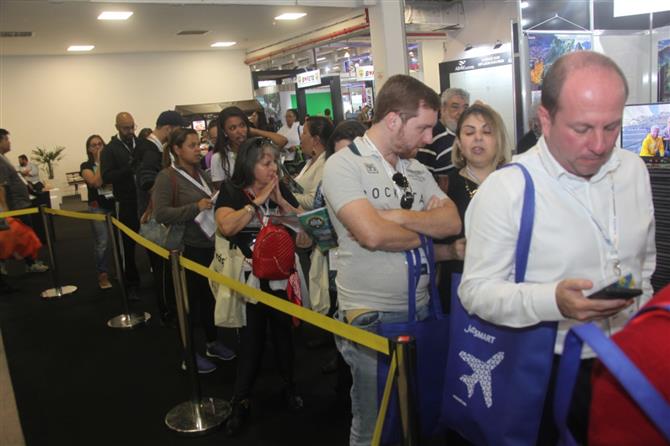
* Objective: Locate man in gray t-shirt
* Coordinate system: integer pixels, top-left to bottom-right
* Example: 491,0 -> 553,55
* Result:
322,75 -> 461,446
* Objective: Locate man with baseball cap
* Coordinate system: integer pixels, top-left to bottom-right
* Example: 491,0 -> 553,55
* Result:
134,110 -> 186,325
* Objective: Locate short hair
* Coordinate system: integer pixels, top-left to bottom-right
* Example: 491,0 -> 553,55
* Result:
451,103 -> 511,169
85,134 -> 105,162
165,127 -> 198,168
326,120 -> 366,158
137,128 -> 152,139
305,116 -> 334,149
651,125 -> 660,132
286,108 -> 300,122
372,75 -> 440,124
0,129 -> 8,139
231,137 -> 279,189
18,154 -> 28,161
441,88 -> 470,107
541,51 -> 629,119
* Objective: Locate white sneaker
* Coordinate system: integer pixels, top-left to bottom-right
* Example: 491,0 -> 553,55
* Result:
26,262 -> 49,273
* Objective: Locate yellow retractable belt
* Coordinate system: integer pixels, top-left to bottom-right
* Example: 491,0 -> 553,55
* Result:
0,207 -> 39,218
111,217 -> 170,260
44,207 -> 106,222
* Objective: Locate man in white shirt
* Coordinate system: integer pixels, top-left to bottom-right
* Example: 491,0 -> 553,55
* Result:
323,75 -> 461,446
459,51 -> 656,443
17,154 -> 42,191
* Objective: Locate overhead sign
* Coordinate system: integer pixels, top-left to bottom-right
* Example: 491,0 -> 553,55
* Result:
356,65 -> 374,81
297,69 -> 321,88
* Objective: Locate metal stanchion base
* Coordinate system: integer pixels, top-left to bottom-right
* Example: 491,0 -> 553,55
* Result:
165,398 -> 230,435
107,312 -> 151,329
41,285 -> 77,299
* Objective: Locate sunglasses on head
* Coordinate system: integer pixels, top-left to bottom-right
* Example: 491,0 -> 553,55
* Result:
392,172 -> 414,210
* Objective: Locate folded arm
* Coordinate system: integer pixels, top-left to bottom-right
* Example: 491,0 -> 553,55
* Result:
377,196 -> 461,239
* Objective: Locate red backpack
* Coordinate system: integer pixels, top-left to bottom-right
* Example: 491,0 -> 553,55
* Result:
252,211 -> 295,280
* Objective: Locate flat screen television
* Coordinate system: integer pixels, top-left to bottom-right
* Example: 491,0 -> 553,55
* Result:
620,102 -> 670,155
191,119 -> 206,132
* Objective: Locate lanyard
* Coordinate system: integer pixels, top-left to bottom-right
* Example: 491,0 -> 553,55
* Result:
170,165 -> 212,196
117,134 -> 135,153
546,166 -> 620,277
363,134 -> 408,201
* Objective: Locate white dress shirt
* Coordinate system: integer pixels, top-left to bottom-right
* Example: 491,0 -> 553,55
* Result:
277,123 -> 301,160
459,137 -> 656,356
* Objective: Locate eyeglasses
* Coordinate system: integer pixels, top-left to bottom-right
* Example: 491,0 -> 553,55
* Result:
392,172 -> 414,210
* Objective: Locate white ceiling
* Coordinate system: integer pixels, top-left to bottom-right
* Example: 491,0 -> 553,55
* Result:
0,0 -> 363,56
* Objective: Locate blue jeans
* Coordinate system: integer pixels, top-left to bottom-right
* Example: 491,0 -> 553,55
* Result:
89,206 -> 110,273
335,305 -> 429,446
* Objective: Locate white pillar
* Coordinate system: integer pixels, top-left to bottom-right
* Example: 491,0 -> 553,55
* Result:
368,0 -> 408,93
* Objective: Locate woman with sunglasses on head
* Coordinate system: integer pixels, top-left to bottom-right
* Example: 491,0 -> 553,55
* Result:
152,128 -> 236,374
210,106 -> 287,189
80,134 -> 115,289
434,102 -> 511,311
215,136 -> 309,437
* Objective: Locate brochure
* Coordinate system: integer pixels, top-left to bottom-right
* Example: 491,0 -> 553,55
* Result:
270,207 -> 337,253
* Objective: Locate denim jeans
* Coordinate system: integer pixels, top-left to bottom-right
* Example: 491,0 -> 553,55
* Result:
336,305 -> 429,446
89,206 -> 110,273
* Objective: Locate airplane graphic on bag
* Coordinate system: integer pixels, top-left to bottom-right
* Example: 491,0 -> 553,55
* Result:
458,351 -> 505,408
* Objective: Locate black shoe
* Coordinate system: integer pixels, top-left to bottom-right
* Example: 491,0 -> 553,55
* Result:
224,398 -> 250,437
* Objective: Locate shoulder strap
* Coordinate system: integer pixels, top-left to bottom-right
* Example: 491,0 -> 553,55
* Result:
169,168 -> 178,207
404,246 -> 422,321
555,323 -> 670,445
500,163 -> 535,283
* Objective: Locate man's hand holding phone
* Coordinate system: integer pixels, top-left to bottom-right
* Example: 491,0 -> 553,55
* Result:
556,278 -> 636,322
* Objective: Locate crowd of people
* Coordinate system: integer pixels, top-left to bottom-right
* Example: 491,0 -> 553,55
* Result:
0,50 -> 667,445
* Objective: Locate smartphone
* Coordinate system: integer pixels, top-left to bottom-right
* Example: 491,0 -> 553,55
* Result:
587,281 -> 642,300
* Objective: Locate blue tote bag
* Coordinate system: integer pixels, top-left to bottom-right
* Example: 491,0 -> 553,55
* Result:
376,235 -> 449,444
441,163 -> 558,445
554,304 -> 670,446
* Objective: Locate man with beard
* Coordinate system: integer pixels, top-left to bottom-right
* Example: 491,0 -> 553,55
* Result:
101,112 -> 140,298
322,75 -> 461,446
415,87 -> 470,193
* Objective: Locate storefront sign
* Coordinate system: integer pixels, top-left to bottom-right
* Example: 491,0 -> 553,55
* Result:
297,69 -> 321,88
451,53 -> 511,72
356,65 -> 374,81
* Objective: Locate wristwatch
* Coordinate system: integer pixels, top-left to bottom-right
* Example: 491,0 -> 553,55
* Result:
244,204 -> 254,215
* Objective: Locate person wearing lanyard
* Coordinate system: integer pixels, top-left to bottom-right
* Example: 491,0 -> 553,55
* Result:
458,51 -> 656,444
136,111 -> 187,327
152,128 -> 235,374
80,134 -> 115,290
322,75 -> 461,446
101,112 -> 140,297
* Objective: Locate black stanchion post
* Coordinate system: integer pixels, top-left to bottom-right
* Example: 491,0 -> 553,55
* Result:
38,205 -> 77,299
105,213 -> 150,328
164,250 -> 229,435
395,335 -> 419,446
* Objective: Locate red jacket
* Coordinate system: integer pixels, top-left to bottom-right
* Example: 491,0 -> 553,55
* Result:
589,285 -> 670,446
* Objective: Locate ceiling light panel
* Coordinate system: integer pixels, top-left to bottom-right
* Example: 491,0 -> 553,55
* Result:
98,11 -> 133,21
211,41 -> 236,47
275,13 -> 307,21
68,45 -> 95,52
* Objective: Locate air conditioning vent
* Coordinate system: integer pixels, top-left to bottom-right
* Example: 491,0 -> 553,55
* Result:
177,30 -> 209,36
0,31 -> 33,38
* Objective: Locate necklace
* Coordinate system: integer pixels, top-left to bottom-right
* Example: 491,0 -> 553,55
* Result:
465,165 -> 482,185
463,178 -> 479,199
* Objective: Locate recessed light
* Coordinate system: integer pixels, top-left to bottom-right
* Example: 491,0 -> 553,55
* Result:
68,45 -> 95,52
211,41 -> 236,48
275,13 -> 306,21
98,11 -> 133,21
316,57 -> 326,62
520,1 -> 530,8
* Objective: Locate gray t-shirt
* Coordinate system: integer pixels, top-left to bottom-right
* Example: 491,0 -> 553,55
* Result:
322,135 -> 446,312
0,153 -> 31,210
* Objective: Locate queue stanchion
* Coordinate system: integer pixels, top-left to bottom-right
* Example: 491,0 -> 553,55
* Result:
105,213 -> 150,328
39,205 -> 77,299
165,250 -> 229,434
395,335 -> 419,446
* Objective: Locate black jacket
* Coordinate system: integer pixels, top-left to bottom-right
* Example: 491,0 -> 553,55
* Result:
101,135 -> 137,202
135,138 -> 164,216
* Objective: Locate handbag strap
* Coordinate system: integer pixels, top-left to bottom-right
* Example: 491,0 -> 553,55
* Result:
405,246 -> 422,321
554,317 -> 670,445
500,163 -> 535,283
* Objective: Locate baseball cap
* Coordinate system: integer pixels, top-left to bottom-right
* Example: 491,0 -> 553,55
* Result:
156,110 -> 187,127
